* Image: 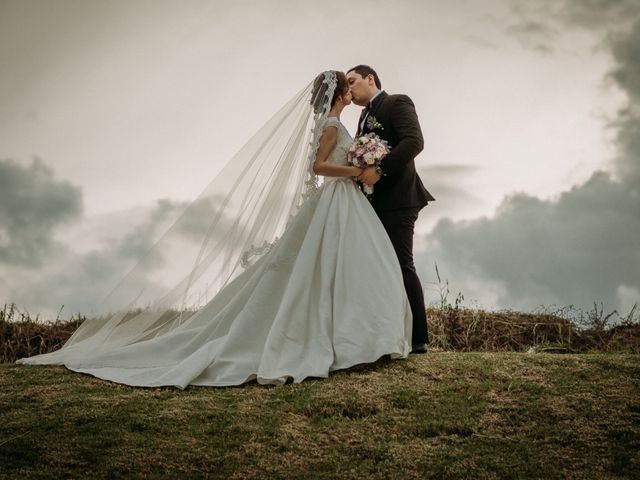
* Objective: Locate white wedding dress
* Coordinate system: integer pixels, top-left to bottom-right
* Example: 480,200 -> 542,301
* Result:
17,116 -> 412,388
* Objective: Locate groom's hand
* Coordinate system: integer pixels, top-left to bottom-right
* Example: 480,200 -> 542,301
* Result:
358,166 -> 381,186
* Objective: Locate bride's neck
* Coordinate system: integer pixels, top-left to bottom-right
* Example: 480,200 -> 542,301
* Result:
328,103 -> 344,119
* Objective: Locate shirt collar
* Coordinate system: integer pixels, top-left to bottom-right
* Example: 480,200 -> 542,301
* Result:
368,89 -> 384,108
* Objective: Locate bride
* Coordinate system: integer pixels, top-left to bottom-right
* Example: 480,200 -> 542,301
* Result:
16,70 -> 413,388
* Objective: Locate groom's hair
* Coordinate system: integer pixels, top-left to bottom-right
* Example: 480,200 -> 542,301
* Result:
347,65 -> 382,89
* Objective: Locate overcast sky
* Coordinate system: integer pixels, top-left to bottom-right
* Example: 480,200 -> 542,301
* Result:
1,0 -> 638,319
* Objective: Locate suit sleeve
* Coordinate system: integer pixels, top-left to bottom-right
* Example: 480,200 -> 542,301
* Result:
378,95 -> 424,177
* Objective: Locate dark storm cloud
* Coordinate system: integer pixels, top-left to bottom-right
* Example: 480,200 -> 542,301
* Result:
113,198 -> 185,261
5,197 -> 189,316
0,157 -> 235,316
544,1 -> 640,181
421,164 -> 480,176
1,193 -> 181,315
0,157 -> 82,266
505,19 -> 558,53
555,0 -> 640,30
174,195 -> 233,239
423,171 -> 640,311
419,1 -> 640,314
508,1 -> 640,55
609,20 -> 640,182
111,194 -> 233,260
516,0 -> 640,179
418,164 -> 484,212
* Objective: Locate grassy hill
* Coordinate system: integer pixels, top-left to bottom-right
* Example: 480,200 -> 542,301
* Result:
1,352 -> 639,479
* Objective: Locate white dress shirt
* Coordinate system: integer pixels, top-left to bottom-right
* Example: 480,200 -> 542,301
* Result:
359,89 -> 385,132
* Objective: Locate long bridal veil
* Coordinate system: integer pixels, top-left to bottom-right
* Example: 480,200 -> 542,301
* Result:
21,71 -> 339,362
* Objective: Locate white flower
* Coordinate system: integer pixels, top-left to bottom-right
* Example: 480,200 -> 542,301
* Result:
366,115 -> 384,131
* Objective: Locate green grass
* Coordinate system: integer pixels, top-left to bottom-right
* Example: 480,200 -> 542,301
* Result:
1,353 -> 639,479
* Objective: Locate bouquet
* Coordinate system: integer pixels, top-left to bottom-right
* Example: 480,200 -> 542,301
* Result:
347,133 -> 389,197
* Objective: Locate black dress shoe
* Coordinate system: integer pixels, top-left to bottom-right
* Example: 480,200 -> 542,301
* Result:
411,343 -> 428,354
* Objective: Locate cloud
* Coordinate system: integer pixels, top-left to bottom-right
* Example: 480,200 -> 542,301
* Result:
462,34 -> 499,50
112,198 -> 185,261
505,19 -> 559,53
0,157 -> 82,267
554,0 -> 640,31
0,156 -> 236,318
417,1 -> 640,315
617,284 -> 640,315
421,171 -> 640,312
512,1 -> 640,179
609,21 -> 640,182
2,196 -> 186,317
507,1 -> 640,55
418,164 -> 485,217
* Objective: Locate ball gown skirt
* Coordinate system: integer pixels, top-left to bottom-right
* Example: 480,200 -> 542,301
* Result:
17,177 -> 412,388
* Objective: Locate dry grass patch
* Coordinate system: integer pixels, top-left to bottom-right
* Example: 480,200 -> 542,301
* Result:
3,302 -> 640,364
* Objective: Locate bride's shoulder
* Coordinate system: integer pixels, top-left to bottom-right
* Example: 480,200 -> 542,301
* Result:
322,116 -> 342,129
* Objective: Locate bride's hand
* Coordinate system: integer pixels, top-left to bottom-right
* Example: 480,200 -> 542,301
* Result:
357,166 -> 381,186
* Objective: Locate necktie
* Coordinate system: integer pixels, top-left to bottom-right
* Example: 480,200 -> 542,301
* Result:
358,103 -> 371,134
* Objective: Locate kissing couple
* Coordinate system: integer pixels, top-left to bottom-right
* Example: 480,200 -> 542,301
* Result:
17,65 -> 436,389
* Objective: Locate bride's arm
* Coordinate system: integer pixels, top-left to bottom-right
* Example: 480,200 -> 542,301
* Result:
313,126 -> 362,177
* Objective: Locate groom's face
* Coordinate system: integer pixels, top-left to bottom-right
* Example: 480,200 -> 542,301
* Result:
346,71 -> 375,107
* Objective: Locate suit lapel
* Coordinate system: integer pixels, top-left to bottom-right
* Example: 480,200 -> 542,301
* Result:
360,91 -> 388,135
356,108 -> 368,136
368,91 -> 388,121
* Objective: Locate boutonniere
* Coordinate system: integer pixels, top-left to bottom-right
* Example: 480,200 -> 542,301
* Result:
366,115 -> 384,131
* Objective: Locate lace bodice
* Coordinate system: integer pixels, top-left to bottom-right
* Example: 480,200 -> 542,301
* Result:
322,116 -> 353,166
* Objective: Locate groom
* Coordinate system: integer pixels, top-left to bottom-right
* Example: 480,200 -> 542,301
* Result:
347,65 -> 435,354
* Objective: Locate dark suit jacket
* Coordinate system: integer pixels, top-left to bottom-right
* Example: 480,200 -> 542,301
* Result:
358,91 -> 435,212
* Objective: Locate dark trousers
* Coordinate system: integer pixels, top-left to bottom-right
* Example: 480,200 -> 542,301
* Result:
377,207 -> 429,345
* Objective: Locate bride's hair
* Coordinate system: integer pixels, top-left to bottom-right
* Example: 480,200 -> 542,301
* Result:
311,70 -> 347,113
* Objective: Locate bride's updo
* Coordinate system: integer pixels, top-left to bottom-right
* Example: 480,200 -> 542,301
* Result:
311,70 -> 348,114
